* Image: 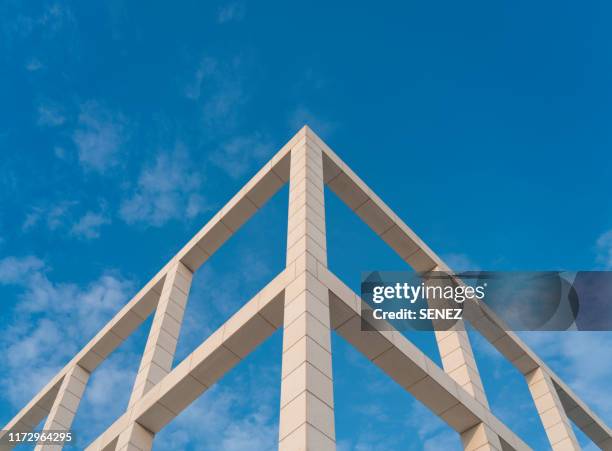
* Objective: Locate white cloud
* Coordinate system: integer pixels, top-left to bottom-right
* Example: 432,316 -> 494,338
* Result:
37,3 -> 75,33
521,332 -> 612,422
120,144 -> 208,226
71,210 -> 111,239
183,54 -> 249,128
423,430 -> 461,451
0,256 -> 44,284
405,401 -> 461,450
195,56 -> 247,127
210,133 -> 272,179
21,201 -> 111,239
0,255 -> 133,406
4,3 -> 74,42
37,103 -> 65,127
82,357 -> 136,425
22,200 -> 78,232
72,102 -> 126,173
217,2 -> 246,24
174,251 -> 273,361
153,363 -> 279,451
596,230 -> 612,269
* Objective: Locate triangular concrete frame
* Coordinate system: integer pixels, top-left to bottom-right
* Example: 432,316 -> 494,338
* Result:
2,127 -> 610,451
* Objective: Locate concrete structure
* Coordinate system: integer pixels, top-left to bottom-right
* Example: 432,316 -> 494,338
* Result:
2,126 -> 611,450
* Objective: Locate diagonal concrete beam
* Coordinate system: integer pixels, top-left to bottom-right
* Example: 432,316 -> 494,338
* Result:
4,126 -> 610,451
318,266 -> 531,451
127,261 -> 193,407
33,365 -> 90,451
84,267 -> 294,451
461,299 -> 612,447
311,126 -> 611,448
526,368 -> 581,450
1,127 -> 301,440
118,261 -> 194,451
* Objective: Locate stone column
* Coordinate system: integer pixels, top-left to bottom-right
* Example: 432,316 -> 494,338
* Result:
526,367 -> 580,450
117,260 -> 193,451
34,365 -> 89,451
278,130 -> 336,451
428,270 -> 500,450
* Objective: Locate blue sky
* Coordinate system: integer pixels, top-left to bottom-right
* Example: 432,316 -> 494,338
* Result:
1,0 -> 611,449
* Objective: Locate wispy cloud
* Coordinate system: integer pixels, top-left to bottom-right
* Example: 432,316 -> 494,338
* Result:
22,200 -> 78,232
120,144 -> 208,226
21,201 -> 111,240
423,430 -> 461,451
37,102 -> 66,127
406,401 -> 462,450
521,331 -> 612,421
72,102 -> 127,173
75,354 -> 140,441
154,362 -> 279,451
203,78 -> 245,127
596,230 -> 612,269
0,255 -> 133,406
0,256 -> 44,284
184,57 -> 217,100
185,55 -> 248,128
217,2 -> 246,24
210,133 -> 271,179
174,250 -> 273,362
3,3 -> 75,43
70,209 -> 111,239
36,3 -> 75,34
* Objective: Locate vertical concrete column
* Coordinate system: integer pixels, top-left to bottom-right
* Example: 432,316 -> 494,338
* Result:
461,423 -> 503,451
435,326 -> 489,409
34,365 -> 89,451
428,269 -> 499,450
117,260 -> 193,451
279,131 -> 336,451
526,368 -> 580,450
